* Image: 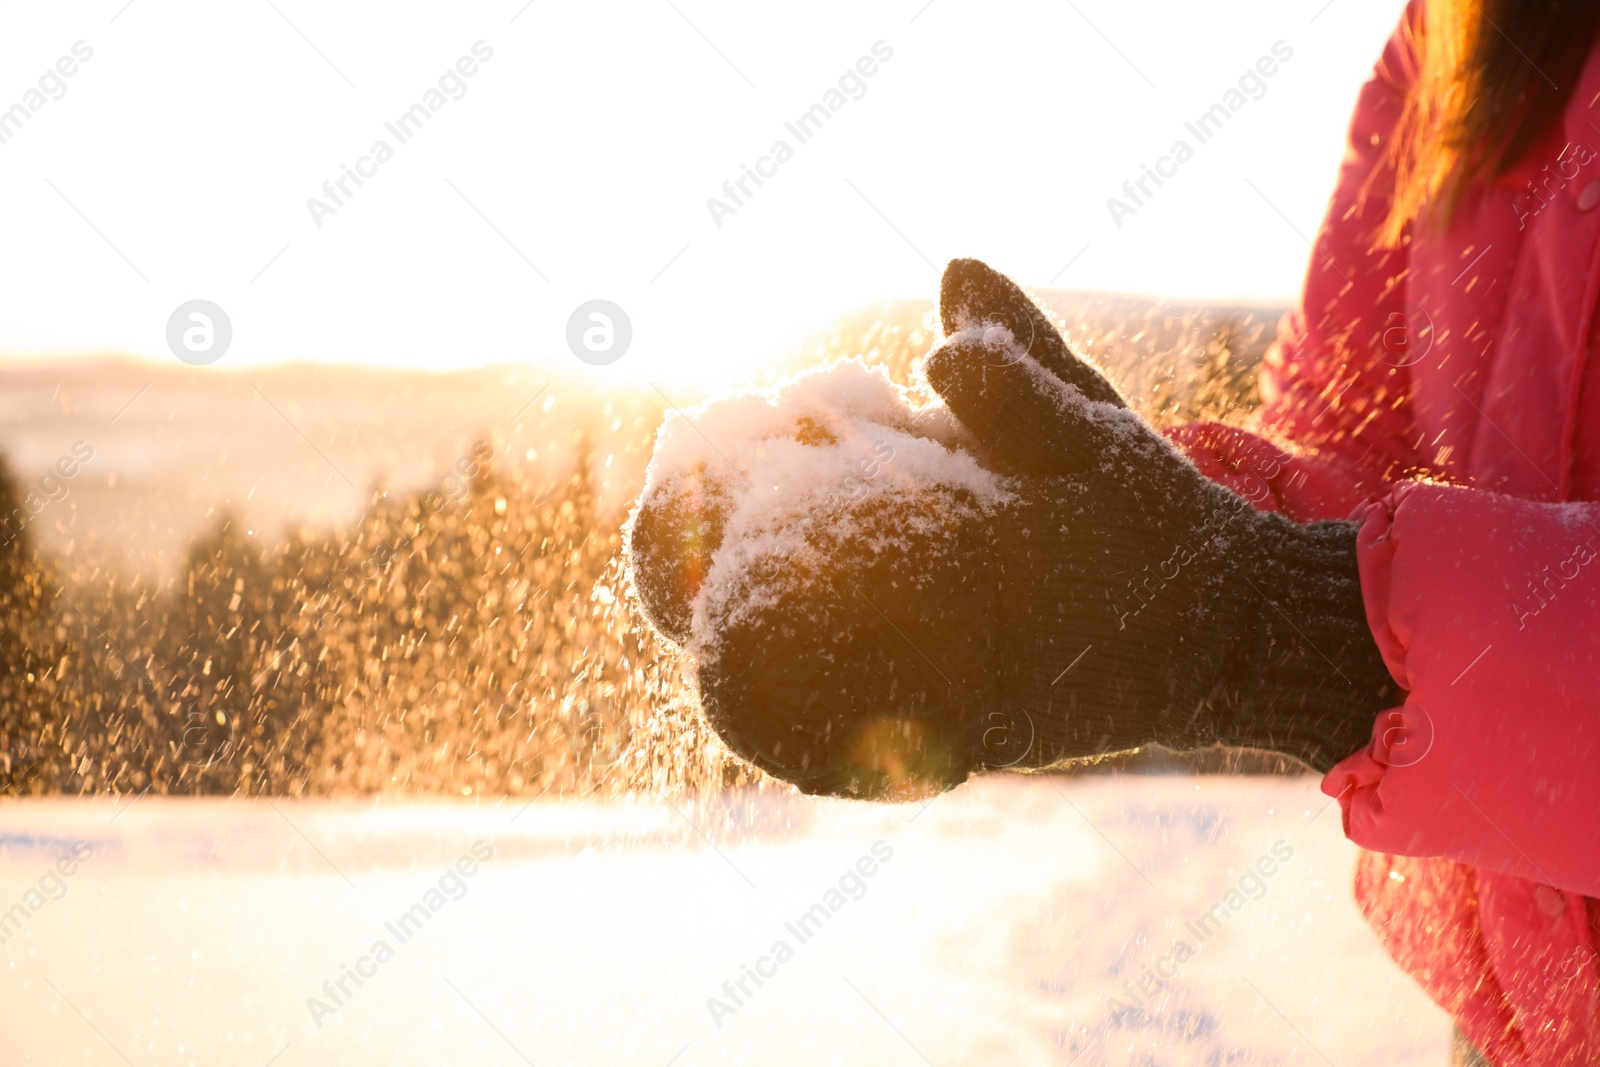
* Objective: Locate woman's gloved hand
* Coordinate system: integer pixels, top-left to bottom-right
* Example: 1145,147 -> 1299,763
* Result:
628,260 -> 1397,799
922,258 -> 1398,781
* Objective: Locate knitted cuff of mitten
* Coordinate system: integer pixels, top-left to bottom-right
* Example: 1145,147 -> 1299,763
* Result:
1198,515 -> 1397,773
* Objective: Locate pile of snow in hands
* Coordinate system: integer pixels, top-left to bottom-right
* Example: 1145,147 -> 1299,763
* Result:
632,357 -> 1013,652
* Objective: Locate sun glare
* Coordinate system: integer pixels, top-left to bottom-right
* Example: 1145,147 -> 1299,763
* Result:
0,0 -> 1397,386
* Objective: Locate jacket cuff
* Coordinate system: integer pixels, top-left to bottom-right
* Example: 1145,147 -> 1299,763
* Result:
1323,482 -> 1600,898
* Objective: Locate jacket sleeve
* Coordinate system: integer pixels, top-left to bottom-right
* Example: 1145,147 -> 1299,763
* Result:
1249,1 -> 1425,508
1166,5 -> 1600,895
1321,482 -> 1600,898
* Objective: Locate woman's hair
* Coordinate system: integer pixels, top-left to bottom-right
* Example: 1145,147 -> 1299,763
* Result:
1378,0 -> 1600,246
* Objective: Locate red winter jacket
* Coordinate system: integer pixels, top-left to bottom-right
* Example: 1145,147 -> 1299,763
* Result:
1167,4 -> 1600,1062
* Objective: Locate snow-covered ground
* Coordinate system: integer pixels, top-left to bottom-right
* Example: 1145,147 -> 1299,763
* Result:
0,775 -> 1449,1066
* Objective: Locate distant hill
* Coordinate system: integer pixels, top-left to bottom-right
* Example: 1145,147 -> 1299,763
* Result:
0,291 -> 1284,572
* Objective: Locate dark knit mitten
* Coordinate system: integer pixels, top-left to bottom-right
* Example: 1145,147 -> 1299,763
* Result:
931,258 -> 1397,773
629,405 -> 1009,799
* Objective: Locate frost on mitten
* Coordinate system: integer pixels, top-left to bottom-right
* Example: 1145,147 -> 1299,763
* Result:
625,360 -> 1011,796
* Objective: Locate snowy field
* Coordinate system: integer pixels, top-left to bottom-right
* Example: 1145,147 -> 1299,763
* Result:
0,775 -> 1450,1066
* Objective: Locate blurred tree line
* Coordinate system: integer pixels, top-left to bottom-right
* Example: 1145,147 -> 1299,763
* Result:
0,446 -> 758,799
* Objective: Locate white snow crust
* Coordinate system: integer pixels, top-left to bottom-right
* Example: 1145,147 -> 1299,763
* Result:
637,359 -> 1013,651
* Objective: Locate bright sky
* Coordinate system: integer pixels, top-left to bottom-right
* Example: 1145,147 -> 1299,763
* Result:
0,0 -> 1401,386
